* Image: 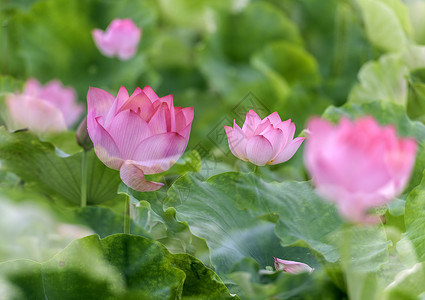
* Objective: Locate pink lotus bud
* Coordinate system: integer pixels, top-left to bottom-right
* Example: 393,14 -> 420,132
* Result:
224,110 -> 305,166
273,257 -> 314,274
87,86 -> 193,192
6,78 -> 83,133
304,117 -> 417,223
92,18 -> 142,60
76,116 -> 93,151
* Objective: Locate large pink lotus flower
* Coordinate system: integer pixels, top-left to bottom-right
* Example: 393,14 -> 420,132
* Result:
273,257 -> 314,274
92,18 -> 141,60
224,110 -> 305,166
87,86 -> 193,192
6,78 -> 83,133
304,117 -> 417,223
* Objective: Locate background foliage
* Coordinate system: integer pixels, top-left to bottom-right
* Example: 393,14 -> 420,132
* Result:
2,0 -> 425,299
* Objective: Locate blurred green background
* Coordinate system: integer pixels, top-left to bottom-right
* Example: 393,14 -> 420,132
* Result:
0,0 -> 382,144
2,0 -> 425,225
2,1 -> 425,298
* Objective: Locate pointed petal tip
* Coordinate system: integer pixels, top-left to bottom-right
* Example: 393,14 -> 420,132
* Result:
120,161 -> 164,192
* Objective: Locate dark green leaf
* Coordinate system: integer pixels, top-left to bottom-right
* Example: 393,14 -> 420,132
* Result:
0,234 -> 235,299
0,128 -> 123,205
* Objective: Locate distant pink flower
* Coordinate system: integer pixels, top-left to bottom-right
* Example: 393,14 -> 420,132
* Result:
92,18 -> 141,60
273,257 -> 314,274
87,86 -> 193,192
304,117 -> 417,223
24,78 -> 83,127
224,110 -> 305,166
6,78 -> 83,133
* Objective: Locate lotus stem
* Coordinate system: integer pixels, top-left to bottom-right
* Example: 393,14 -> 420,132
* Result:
80,150 -> 88,208
124,195 -> 131,234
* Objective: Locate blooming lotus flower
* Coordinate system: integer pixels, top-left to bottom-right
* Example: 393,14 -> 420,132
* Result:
273,257 -> 314,274
304,117 -> 417,223
224,110 -> 305,166
92,18 -> 141,60
6,78 -> 83,133
87,86 -> 193,191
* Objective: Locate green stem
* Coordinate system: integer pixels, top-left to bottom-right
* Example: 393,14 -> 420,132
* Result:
124,195 -> 131,234
80,150 -> 88,208
253,165 -> 258,174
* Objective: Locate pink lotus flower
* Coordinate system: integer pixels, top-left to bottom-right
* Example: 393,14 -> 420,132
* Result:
87,86 -> 193,192
92,18 -> 141,60
6,78 -> 83,133
273,257 -> 314,274
224,110 -> 305,166
304,117 -> 417,223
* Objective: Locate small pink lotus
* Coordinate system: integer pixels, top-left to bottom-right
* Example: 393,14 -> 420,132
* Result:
6,78 -> 83,133
304,117 -> 417,223
92,18 -> 142,60
87,86 -> 193,192
224,110 -> 305,166
273,257 -> 314,274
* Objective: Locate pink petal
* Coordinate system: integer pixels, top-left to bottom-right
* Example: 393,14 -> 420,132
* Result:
92,29 -> 114,57
116,86 -> 129,109
270,137 -> 305,165
117,46 -> 138,60
262,128 -> 285,158
106,110 -> 152,159
23,78 -> 82,127
155,94 -> 173,109
87,87 -> 114,137
246,135 -> 274,166
120,161 -> 164,192
254,119 -> 272,135
265,112 -> 282,126
118,92 -> 154,120
6,95 -> 67,133
148,102 -> 169,135
178,123 -> 192,140
156,95 -> 175,131
23,78 -> 42,95
336,194 -> 380,224
175,107 -> 194,132
91,118 -> 123,170
225,122 -> 248,161
130,87 -> 142,98
93,19 -> 141,60
273,257 -> 314,274
131,132 -> 188,174
142,86 -> 159,102
242,110 -> 262,138
103,86 -> 130,128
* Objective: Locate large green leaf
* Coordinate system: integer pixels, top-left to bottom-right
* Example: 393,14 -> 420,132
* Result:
251,41 -> 319,86
404,173 -> 425,262
229,172 -> 343,262
349,54 -> 409,106
164,172 -> 336,275
0,196 -> 93,263
0,128 -> 123,205
71,206 -> 150,239
219,2 -> 302,63
349,46 -> 425,107
407,67 -> 425,122
383,263 -> 425,300
0,234 -> 235,299
228,269 -> 343,300
118,183 -> 211,264
357,0 -> 408,52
